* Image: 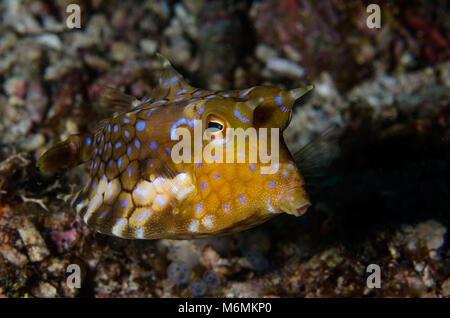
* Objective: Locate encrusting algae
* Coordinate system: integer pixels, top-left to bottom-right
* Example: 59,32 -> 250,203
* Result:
37,54 -> 313,239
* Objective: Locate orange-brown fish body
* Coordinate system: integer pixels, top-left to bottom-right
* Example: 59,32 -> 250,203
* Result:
37,54 -> 312,239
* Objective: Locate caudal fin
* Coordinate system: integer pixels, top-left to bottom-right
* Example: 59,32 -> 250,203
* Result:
37,133 -> 94,172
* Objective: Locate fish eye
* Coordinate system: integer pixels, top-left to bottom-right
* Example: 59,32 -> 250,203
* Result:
208,121 -> 223,131
206,115 -> 226,133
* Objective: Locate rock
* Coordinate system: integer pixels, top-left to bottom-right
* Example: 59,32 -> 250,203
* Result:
174,3 -> 198,39
438,61 -> 450,87
17,219 -> 49,262
162,18 -> 192,66
266,57 -> 305,79
415,220 -> 447,251
140,39 -> 158,56
3,119 -> 33,144
393,270 -> 427,295
224,281 -> 267,298
35,33 -> 62,51
3,77 -> 26,98
255,44 -> 278,63
404,220 -> 447,259
25,80 -> 48,123
110,42 -> 135,63
441,278 -> 450,297
201,245 -> 220,267
44,58 -> 82,80
47,258 -> 68,276
284,71 -> 344,152
282,44 -> 302,63
0,244 -> 28,266
50,228 -> 80,252
161,239 -> 200,267
4,0 -> 42,34
34,282 -> 57,298
20,133 -> 45,152
0,32 -> 18,55
82,53 -> 110,72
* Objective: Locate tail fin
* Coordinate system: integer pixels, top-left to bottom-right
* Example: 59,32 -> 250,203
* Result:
37,133 -> 94,172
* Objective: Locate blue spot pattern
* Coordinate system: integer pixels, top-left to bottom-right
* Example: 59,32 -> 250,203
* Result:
136,121 -> 146,131
151,100 -> 166,106
240,88 -> 252,98
233,109 -> 250,123
170,117 -> 195,140
274,95 -> 290,112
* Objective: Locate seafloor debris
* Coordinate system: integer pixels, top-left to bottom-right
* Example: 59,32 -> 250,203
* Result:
17,218 -> 49,263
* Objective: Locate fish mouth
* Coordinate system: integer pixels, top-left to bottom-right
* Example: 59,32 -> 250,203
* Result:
294,201 -> 311,216
280,187 -> 311,216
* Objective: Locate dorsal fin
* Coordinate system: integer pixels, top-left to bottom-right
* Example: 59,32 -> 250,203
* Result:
150,53 -> 196,100
98,86 -> 138,115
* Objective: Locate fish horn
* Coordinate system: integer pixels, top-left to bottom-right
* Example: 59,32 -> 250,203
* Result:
156,52 -> 171,68
289,85 -> 314,100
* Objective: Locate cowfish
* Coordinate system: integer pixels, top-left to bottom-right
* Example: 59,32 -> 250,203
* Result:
37,54 -> 313,239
